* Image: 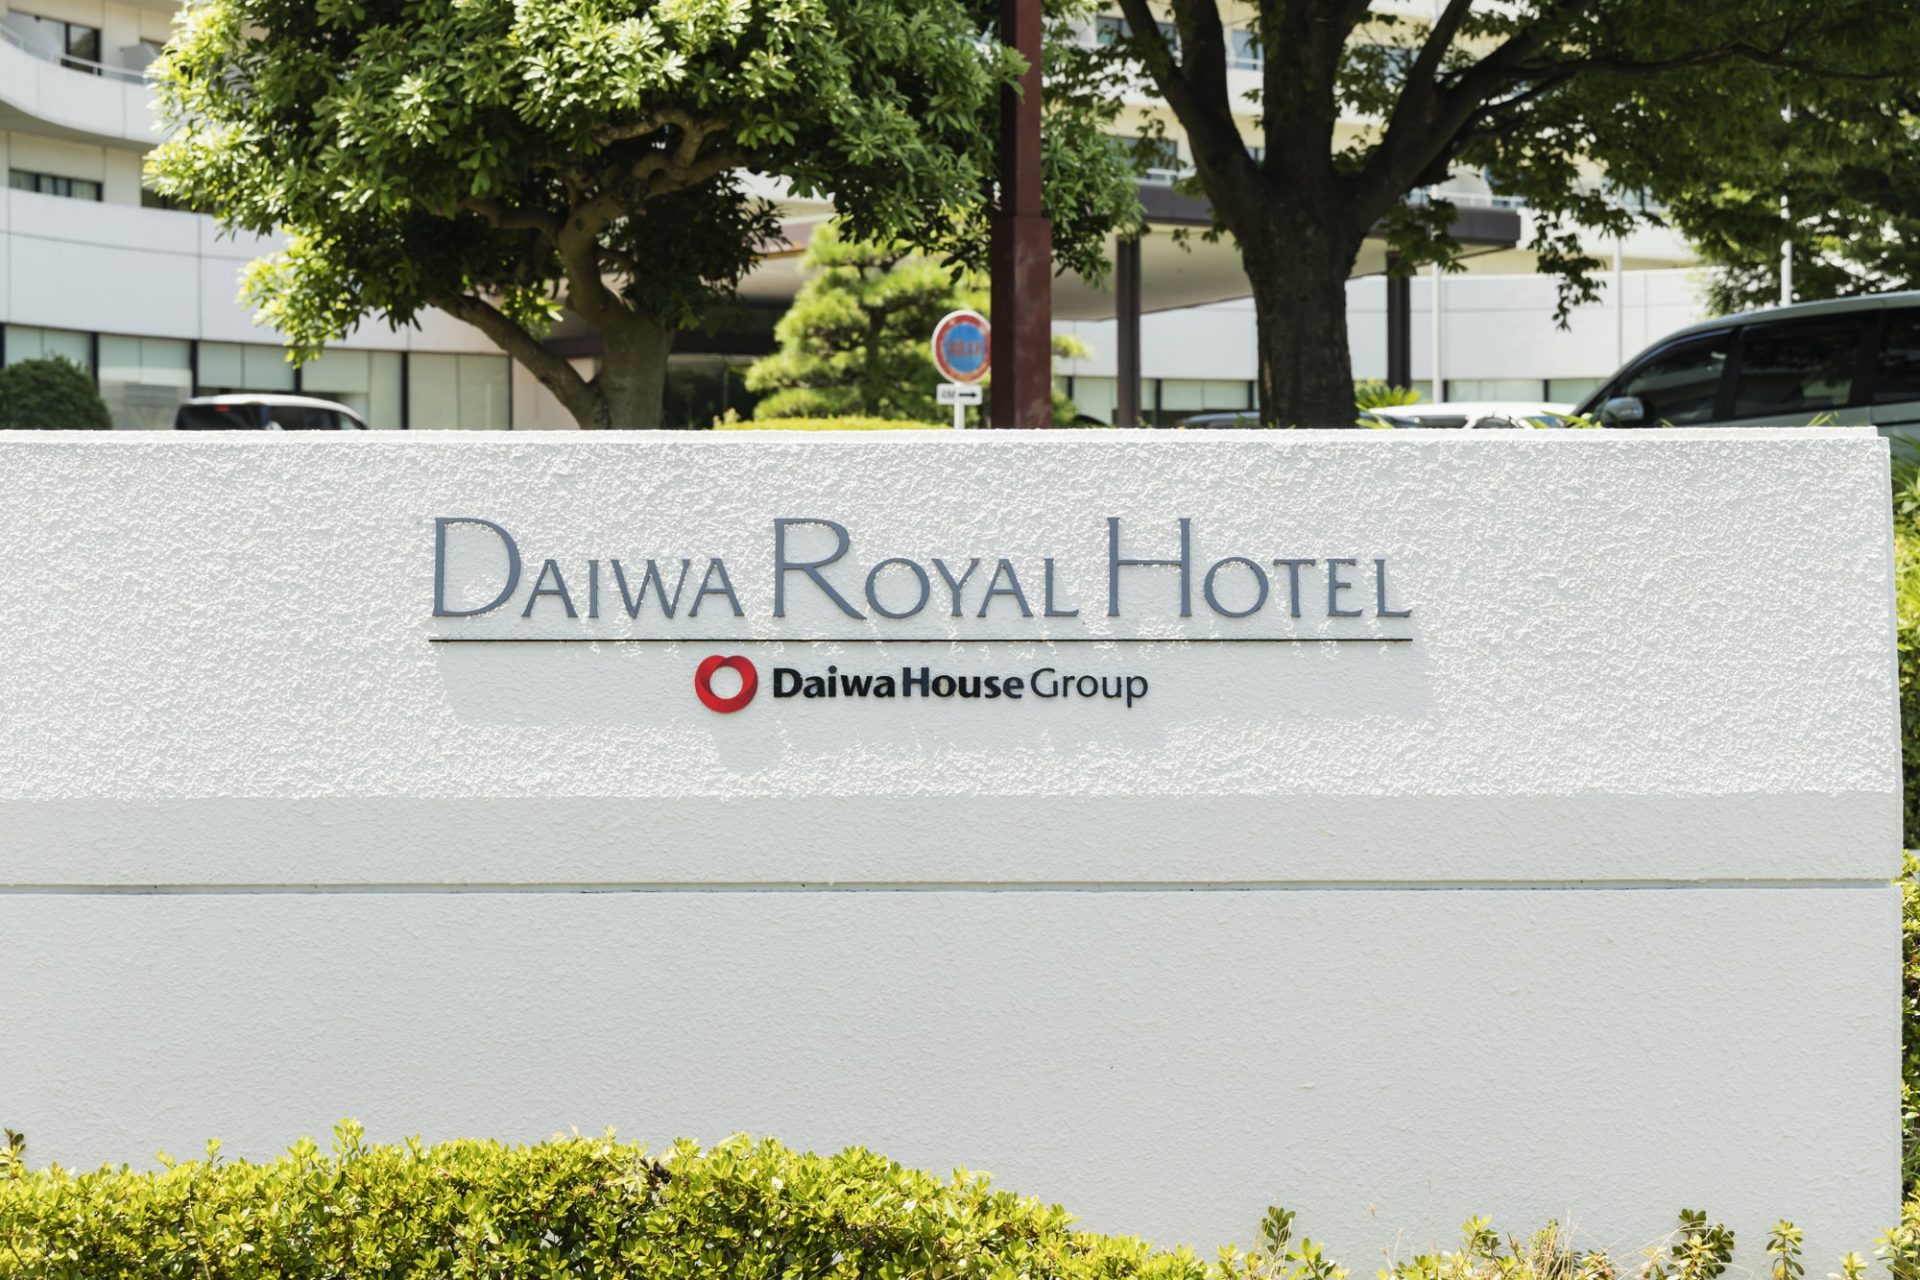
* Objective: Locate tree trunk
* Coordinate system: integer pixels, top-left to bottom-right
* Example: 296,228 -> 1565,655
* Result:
1239,219 -> 1367,428
594,312 -> 673,428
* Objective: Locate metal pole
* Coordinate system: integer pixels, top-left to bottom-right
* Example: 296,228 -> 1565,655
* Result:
1116,236 -> 1142,427
1780,102 -> 1794,307
1428,263 -> 1442,402
1613,238 -> 1626,367
1385,255 -> 1411,389
1780,204 -> 1794,307
989,0 -> 1052,428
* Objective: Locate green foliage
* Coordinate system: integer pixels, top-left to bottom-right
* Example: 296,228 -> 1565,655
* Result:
1355,381 -> 1422,411
0,1134 -> 1890,1280
1092,0 -> 1920,425
146,0 -> 1139,428
0,1124 -> 1207,1280
746,223 -> 981,422
745,224 -> 1093,426
1677,108 -> 1920,313
1903,849 -> 1920,1200
0,358 -> 112,430
1894,491 -> 1920,852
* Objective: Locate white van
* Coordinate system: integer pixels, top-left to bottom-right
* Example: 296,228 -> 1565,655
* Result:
174,394 -> 368,431
1577,292 -> 1920,450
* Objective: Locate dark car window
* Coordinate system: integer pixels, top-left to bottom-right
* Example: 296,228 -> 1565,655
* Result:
1875,310 -> 1920,406
1731,317 -> 1865,419
1614,332 -> 1730,424
269,406 -> 337,430
175,403 -> 261,430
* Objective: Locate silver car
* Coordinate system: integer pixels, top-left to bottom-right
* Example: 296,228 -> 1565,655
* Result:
1577,291 -> 1920,451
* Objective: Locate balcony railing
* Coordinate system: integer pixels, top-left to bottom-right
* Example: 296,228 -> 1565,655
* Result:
0,18 -> 150,85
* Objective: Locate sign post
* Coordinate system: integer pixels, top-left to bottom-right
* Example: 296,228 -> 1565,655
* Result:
931,309 -> 991,430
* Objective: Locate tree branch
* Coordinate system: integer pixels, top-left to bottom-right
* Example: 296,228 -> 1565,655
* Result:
1116,0 -> 1257,211
436,291 -> 605,429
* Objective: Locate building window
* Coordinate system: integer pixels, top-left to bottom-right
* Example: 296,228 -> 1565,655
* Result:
1444,378 -> 1552,403
408,352 -> 510,429
1230,28 -> 1261,71
1115,135 -> 1183,185
197,341 -> 296,395
9,170 -> 103,201
1546,377 -> 1603,405
5,12 -> 102,71
3,325 -> 93,372
98,335 -> 191,430
303,347 -> 404,429
1095,15 -> 1178,53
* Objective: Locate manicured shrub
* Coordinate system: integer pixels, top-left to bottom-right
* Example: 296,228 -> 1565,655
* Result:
0,1124 -> 1870,1280
0,357 -> 112,430
0,1125 -> 1204,1279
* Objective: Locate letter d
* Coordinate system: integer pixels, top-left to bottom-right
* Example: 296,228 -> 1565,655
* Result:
434,516 -> 522,617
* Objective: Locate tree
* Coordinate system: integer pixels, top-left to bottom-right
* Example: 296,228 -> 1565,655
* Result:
747,223 -> 982,421
150,0 -> 1138,429
1096,0 -> 1920,426
1676,109 -> 1920,313
747,222 -> 1096,424
0,358 -> 112,430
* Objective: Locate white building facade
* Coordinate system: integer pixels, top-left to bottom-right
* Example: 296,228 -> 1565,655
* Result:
0,0 -> 1712,429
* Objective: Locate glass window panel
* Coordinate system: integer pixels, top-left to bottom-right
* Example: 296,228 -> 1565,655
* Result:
3,325 -> 45,363
244,345 -> 296,392
367,351 -> 403,429
1230,28 -> 1261,70
1070,376 -> 1116,425
98,335 -> 190,431
408,353 -> 461,428
7,171 -> 34,192
1731,319 -> 1862,419
1877,312 -> 1920,406
1547,377 -> 1602,404
197,341 -> 243,388
1614,334 -> 1730,425
301,348 -> 373,421
64,22 -> 100,63
1202,379 -> 1251,409
6,326 -> 93,371
1160,379 -> 1207,411
458,354 -> 511,429
45,328 -> 91,370
1444,378 -> 1544,402
303,348 -> 370,394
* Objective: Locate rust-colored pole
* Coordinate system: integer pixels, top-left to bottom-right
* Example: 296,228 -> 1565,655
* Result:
990,0 -> 1052,428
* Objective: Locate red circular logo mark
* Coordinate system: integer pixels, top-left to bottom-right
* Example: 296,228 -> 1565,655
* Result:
694,655 -> 758,713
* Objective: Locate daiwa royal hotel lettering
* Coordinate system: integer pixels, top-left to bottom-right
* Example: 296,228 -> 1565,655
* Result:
429,516 -> 1414,629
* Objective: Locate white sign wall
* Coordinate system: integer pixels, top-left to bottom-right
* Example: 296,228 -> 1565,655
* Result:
0,430 -> 1900,1267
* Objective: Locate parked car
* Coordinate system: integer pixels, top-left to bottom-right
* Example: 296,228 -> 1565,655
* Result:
1575,291 -> 1920,451
1369,401 -> 1573,429
1171,403 -> 1571,429
174,394 -> 368,431
1170,410 -> 1262,429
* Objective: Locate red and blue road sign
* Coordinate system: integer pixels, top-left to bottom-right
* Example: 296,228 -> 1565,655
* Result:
931,310 -> 991,384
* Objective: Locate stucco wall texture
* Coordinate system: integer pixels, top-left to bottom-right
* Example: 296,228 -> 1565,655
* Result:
0,430 -> 1902,1268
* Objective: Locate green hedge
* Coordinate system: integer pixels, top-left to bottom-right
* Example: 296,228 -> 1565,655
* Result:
0,1124 -> 1875,1280
1899,523 -> 1920,847
0,1126 -> 1199,1279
